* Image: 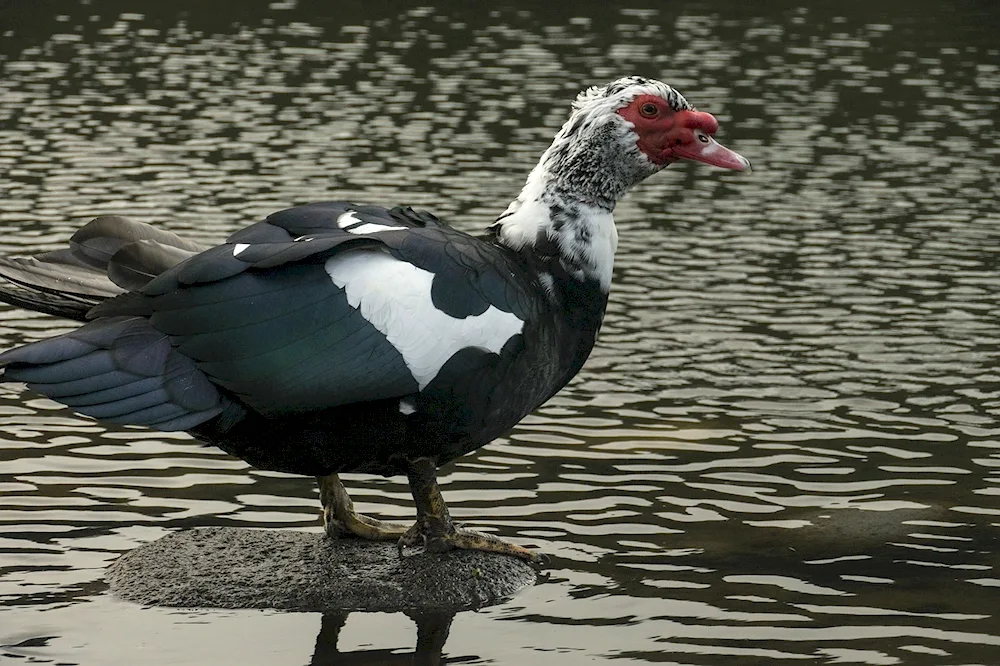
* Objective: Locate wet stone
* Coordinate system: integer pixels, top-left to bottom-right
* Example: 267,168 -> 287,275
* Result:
105,527 -> 537,612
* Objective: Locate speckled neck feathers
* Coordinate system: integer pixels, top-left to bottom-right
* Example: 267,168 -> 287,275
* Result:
491,77 -> 693,292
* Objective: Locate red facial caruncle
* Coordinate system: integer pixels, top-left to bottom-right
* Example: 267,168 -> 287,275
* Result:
617,94 -> 751,171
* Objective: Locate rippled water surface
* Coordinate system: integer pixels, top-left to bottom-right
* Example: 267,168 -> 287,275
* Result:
1,1 -> 998,663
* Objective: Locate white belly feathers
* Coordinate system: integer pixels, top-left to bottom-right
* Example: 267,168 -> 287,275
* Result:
325,251 -> 525,390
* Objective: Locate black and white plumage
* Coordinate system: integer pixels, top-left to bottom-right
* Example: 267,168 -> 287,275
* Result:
0,77 -> 749,562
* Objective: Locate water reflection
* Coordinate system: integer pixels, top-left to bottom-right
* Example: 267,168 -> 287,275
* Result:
311,612 -> 459,666
1,0 -> 998,664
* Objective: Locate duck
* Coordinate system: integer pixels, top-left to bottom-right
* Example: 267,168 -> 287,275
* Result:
0,76 -> 749,562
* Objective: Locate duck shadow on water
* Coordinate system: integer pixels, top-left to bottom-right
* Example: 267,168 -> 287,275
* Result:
0,613 -> 465,666
310,612 -> 467,666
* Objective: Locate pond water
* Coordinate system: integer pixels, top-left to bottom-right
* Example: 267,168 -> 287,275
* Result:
0,1 -> 998,664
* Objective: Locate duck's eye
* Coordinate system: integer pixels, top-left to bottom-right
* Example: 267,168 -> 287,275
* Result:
639,102 -> 658,118
698,133 -> 710,143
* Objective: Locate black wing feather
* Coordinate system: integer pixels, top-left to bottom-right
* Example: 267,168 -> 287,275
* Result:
69,215 -> 204,267
0,316 -> 224,431
107,240 -> 201,291
148,264 -> 419,415
0,215 -> 208,320
2,201 -> 536,430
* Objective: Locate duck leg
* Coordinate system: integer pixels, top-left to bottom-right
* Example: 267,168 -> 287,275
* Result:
317,473 -> 410,540
397,457 -> 542,563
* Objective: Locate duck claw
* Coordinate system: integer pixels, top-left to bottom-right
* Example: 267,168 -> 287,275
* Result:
396,523 -> 544,564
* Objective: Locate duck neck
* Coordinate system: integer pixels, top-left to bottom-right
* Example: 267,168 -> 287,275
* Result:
490,111 -> 657,292
492,161 -> 622,293
493,180 -> 617,293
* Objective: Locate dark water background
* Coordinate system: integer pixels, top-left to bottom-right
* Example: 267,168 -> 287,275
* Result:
0,1 -> 998,663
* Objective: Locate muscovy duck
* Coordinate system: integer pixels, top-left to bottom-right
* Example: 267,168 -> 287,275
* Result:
0,77 -> 749,562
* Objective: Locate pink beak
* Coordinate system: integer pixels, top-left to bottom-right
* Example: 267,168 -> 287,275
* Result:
673,134 -> 752,171
665,110 -> 752,172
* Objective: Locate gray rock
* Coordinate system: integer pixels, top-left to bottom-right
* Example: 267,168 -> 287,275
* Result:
106,527 -> 537,612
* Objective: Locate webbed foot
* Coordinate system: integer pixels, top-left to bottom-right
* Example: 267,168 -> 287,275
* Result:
396,457 -> 544,564
397,521 -> 543,563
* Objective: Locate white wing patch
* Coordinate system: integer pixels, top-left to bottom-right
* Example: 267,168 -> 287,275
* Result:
233,243 -> 250,256
325,251 -> 525,390
336,211 -> 405,235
